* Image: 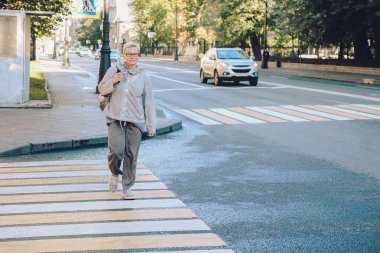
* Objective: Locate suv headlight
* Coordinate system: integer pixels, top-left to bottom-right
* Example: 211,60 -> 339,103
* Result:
220,62 -> 231,68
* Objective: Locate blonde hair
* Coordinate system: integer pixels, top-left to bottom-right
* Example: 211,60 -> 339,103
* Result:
123,42 -> 140,53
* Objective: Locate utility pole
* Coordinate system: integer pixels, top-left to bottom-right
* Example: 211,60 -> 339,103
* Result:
261,0 -> 269,69
97,0 -> 111,92
62,18 -> 70,67
174,0 -> 179,61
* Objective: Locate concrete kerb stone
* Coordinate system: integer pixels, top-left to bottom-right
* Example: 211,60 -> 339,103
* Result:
0,121 -> 182,157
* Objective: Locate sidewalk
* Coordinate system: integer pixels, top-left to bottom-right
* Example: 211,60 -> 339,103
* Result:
143,55 -> 380,85
0,160 -> 234,252
0,58 -> 182,157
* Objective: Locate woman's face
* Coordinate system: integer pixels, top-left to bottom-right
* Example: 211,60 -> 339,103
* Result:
123,47 -> 139,68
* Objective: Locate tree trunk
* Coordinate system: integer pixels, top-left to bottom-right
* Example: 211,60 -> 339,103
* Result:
354,30 -> 373,65
374,32 -> 380,66
240,39 -> 246,51
248,30 -> 261,60
338,41 -> 344,62
31,36 -> 36,61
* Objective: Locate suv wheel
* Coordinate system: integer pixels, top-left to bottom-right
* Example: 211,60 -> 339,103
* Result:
214,70 -> 222,86
200,69 -> 208,83
249,77 -> 258,86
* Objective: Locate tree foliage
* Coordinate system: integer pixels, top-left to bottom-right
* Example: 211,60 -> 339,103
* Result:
273,0 -> 380,64
129,0 -> 380,64
131,0 -> 173,47
76,19 -> 102,48
5,0 -> 72,38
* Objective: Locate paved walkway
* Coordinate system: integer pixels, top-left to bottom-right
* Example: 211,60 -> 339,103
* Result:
0,160 -> 234,252
0,58 -> 181,157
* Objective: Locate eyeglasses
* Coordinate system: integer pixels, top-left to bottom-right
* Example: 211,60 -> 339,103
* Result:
125,53 -> 139,57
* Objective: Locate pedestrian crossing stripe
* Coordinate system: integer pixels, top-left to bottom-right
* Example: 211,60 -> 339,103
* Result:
0,162 -> 233,252
174,104 -> 380,125
0,233 -> 226,253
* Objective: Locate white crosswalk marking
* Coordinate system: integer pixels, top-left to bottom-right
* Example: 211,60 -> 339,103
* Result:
0,161 -> 233,252
0,182 -> 167,195
175,110 -> 222,125
281,105 -> 350,120
210,108 -> 266,123
1,220 -> 210,239
0,169 -> 152,179
351,104 -> 380,111
318,105 -> 380,120
175,104 -> 380,126
246,107 -> 309,122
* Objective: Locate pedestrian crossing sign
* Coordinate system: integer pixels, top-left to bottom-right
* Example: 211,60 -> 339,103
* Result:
75,0 -> 97,17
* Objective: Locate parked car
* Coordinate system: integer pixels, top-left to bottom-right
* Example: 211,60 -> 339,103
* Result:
77,47 -> 92,57
110,49 -> 120,61
200,48 -> 259,86
95,49 -> 120,61
69,47 -> 78,54
94,49 -> 101,60
57,45 -> 65,56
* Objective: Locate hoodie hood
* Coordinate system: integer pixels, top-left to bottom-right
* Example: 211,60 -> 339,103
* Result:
116,57 -> 144,75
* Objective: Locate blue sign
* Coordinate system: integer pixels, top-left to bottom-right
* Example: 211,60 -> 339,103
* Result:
80,0 -> 96,16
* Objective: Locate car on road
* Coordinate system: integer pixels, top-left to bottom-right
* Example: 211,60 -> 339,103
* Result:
69,47 -> 78,54
94,49 -> 120,61
57,45 -> 65,56
200,48 -> 259,86
77,47 -> 92,57
110,49 -> 120,61
94,49 -> 101,60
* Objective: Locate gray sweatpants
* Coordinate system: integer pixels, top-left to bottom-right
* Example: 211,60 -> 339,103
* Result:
107,121 -> 142,190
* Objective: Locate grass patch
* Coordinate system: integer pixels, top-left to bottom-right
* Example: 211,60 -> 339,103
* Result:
30,71 -> 48,100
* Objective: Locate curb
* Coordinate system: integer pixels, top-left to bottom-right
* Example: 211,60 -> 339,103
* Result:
0,120 -> 182,157
260,68 -> 380,85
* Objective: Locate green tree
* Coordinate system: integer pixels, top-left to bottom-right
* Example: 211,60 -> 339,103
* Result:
76,19 -> 102,48
5,0 -> 72,38
131,0 -> 173,48
217,0 -> 267,59
5,0 -> 71,60
273,0 -> 380,65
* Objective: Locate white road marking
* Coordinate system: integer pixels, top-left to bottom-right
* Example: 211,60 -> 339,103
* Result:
0,199 -> 184,215
0,219 -> 209,239
210,108 -> 266,124
281,105 -> 351,120
150,74 -> 205,88
246,107 -> 309,122
0,169 -> 152,179
175,110 -> 222,125
351,104 -> 380,111
0,182 -> 167,195
140,63 -> 199,74
317,105 -> 380,119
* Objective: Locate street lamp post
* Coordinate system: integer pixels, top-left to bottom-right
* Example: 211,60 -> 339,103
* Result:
97,0 -> 111,92
261,0 -> 269,69
174,1 -> 179,61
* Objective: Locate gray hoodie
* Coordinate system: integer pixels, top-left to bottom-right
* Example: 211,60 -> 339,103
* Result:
98,58 -> 156,134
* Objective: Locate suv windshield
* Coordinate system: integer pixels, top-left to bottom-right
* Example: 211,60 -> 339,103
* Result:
217,49 -> 249,59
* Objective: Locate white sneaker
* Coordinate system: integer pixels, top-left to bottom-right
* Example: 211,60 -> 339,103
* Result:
122,190 -> 135,200
108,175 -> 119,192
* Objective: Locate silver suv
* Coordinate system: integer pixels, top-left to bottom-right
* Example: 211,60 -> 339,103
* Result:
200,48 -> 259,86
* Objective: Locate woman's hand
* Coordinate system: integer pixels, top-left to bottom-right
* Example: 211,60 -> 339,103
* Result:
147,131 -> 156,137
112,72 -> 122,85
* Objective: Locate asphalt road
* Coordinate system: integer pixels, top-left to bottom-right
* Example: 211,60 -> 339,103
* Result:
2,55 -> 379,253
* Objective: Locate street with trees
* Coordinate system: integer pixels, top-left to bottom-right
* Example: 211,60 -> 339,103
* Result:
76,19 -> 102,49
129,0 -> 379,66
